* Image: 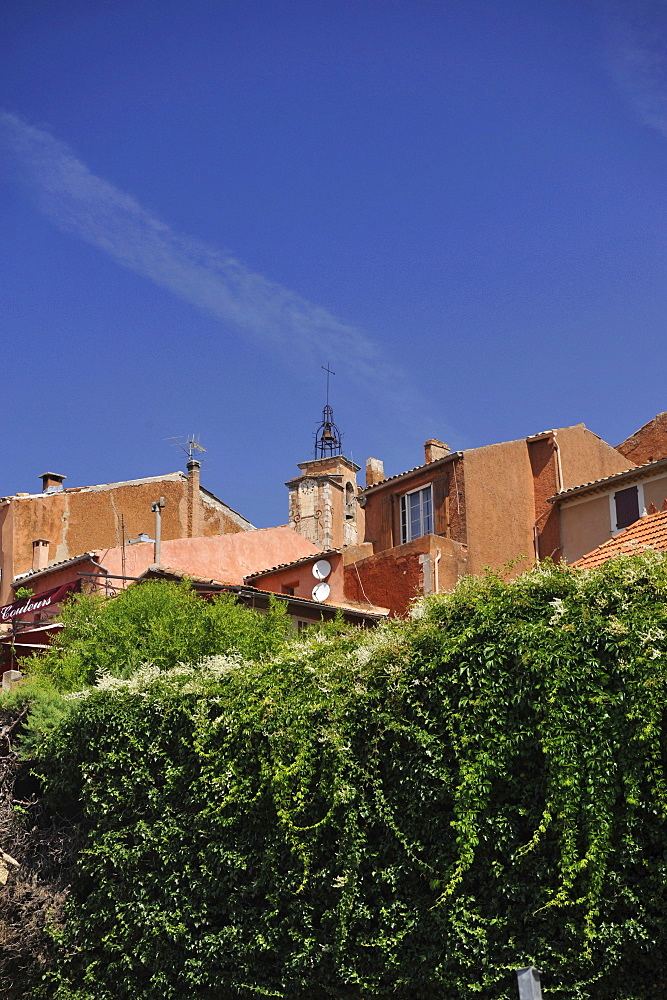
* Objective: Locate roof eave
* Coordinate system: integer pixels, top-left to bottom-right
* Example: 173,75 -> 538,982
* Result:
548,457 -> 667,505
361,451 -> 462,495
244,549 -> 341,583
12,552 -> 98,586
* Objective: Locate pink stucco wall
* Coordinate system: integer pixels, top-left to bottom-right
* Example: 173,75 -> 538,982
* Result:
100,525 -> 320,585
10,526 -> 320,598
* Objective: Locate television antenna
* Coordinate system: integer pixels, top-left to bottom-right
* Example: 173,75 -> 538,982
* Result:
167,435 -> 207,463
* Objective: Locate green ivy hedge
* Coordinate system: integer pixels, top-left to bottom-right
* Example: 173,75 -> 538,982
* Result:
30,557 -> 667,999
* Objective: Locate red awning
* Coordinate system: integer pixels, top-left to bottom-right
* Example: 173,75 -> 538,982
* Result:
0,580 -> 81,624
0,622 -> 64,647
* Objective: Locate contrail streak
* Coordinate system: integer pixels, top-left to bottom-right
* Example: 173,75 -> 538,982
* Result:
0,111 -> 418,406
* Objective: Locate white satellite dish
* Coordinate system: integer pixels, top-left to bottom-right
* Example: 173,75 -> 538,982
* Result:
312,581 -> 330,603
312,559 -> 332,581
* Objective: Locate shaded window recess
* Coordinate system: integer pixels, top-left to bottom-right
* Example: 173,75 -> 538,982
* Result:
345,482 -> 356,520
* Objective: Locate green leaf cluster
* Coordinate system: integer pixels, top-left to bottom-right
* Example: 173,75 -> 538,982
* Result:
24,556 -> 667,998
30,579 -> 292,691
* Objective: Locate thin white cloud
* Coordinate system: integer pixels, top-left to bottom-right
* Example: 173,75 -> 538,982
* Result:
603,2 -> 667,137
0,111 -> 415,404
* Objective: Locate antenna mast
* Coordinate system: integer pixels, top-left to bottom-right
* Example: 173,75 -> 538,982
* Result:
168,435 -> 207,465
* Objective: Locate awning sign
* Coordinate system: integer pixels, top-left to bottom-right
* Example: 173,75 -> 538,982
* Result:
0,580 -> 81,623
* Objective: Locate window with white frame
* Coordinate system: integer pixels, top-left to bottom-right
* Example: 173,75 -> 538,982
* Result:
400,484 -> 433,543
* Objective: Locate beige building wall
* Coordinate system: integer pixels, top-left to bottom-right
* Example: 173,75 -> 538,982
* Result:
642,476 -> 667,510
560,471 -> 667,563
560,495 -> 611,563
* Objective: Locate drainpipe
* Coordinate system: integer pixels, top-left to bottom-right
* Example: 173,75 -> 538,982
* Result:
151,498 -> 165,566
434,549 -> 442,593
553,433 -> 564,492
533,434 -> 564,562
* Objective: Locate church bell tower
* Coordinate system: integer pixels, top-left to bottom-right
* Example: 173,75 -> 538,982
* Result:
286,368 -> 364,551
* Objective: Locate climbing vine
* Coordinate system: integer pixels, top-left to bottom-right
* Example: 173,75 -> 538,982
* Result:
12,558 -> 667,998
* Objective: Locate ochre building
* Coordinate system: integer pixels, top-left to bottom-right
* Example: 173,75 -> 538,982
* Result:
0,463 -> 252,604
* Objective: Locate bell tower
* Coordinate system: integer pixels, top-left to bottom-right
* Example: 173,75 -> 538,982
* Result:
286,367 -> 364,550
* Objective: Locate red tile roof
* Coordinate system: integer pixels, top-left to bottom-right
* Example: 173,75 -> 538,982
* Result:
140,566 -> 388,619
549,456 -> 666,504
574,508 -> 667,570
244,549 -> 340,581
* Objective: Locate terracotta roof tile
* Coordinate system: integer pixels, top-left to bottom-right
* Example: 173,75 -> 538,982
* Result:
140,565 -> 235,587
140,566 -> 387,618
13,552 -> 97,584
244,549 -> 341,581
549,457 -> 666,503
574,509 -> 667,570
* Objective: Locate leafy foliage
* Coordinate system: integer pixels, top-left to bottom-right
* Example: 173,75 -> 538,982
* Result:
20,558 -> 667,998
30,580 -> 292,691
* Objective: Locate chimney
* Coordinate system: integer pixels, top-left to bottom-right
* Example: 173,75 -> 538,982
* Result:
365,457 -> 385,488
187,460 -> 202,537
32,538 -> 50,571
424,439 -> 450,464
39,472 -> 66,493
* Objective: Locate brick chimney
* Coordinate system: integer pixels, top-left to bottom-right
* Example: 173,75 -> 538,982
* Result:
424,439 -> 450,464
39,472 -> 66,493
365,457 -> 385,487
32,538 -> 50,571
187,460 -> 202,537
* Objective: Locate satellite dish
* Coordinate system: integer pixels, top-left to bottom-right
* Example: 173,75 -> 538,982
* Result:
312,582 -> 330,603
312,559 -> 332,581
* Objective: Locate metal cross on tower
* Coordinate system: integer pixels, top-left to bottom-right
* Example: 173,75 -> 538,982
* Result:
314,363 -> 342,459
322,362 -> 335,406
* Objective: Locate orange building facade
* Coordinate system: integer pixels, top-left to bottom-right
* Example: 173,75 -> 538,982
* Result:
0,463 -> 252,604
343,424 -> 632,615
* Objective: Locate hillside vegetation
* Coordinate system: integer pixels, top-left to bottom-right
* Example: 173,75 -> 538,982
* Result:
2,560 -> 667,999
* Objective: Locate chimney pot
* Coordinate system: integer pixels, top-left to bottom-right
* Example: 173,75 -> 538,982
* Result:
39,472 -> 67,493
424,439 -> 451,464
365,457 -> 385,488
32,538 -> 51,571
187,460 -> 202,537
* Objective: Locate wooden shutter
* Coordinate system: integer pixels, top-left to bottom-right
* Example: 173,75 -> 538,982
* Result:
433,474 -> 450,536
614,486 -> 639,529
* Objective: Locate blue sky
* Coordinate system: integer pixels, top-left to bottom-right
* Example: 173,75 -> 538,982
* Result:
2,0 -> 667,527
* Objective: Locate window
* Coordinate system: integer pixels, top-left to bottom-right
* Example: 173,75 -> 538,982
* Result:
400,485 -> 433,543
613,486 -> 640,531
